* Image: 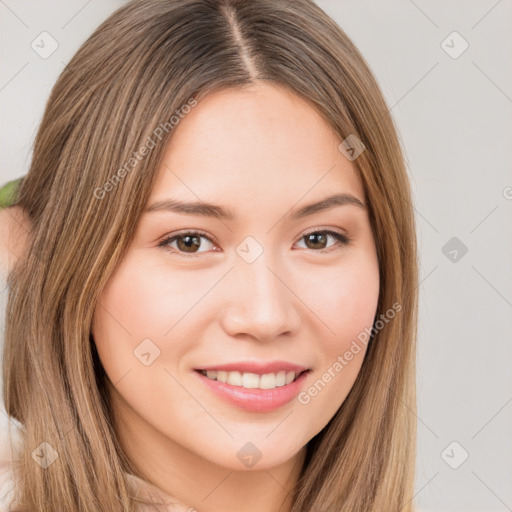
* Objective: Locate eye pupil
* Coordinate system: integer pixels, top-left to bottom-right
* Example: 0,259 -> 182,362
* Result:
177,235 -> 201,252
305,233 -> 328,250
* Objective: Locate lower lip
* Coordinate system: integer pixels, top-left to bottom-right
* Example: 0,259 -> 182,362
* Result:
194,370 -> 310,413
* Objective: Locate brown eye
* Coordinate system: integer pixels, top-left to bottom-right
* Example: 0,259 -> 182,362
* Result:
158,229 -> 351,258
158,231 -> 216,255
175,234 -> 201,253
304,232 -> 329,250
296,230 -> 351,252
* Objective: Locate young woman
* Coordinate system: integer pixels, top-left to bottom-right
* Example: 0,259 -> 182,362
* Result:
0,0 -> 419,510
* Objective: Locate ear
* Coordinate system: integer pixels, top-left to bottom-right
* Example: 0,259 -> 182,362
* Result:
0,205 -> 32,278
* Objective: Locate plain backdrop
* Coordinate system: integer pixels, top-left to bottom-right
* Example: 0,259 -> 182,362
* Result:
1,1 -> 511,511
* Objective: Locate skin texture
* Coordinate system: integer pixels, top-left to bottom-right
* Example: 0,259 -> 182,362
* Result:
0,207 -> 29,279
6,82 -> 380,512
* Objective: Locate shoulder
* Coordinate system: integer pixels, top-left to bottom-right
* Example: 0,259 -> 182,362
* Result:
0,427 -> 23,511
0,457 -> 16,511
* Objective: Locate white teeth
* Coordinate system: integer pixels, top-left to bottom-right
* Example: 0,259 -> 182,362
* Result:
241,372 -> 259,388
227,371 -> 242,386
276,372 -> 286,386
259,373 -> 277,389
200,370 -> 301,389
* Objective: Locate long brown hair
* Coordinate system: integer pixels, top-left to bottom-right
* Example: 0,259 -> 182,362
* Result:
3,0 -> 418,510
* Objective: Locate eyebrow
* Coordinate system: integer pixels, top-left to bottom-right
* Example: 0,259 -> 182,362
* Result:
143,193 -> 366,221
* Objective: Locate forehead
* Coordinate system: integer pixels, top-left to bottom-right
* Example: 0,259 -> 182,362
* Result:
149,82 -> 364,212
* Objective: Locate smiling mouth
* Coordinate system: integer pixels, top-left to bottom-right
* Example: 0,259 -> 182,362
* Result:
196,369 -> 309,390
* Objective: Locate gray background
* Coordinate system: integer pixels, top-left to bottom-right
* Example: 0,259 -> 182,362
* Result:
1,1 -> 511,511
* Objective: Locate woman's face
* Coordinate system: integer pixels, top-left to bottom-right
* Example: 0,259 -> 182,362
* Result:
92,82 -> 380,473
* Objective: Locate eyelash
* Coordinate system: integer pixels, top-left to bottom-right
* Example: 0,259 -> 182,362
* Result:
157,228 -> 352,258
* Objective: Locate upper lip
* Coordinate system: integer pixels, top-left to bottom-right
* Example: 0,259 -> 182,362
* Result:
195,360 -> 311,375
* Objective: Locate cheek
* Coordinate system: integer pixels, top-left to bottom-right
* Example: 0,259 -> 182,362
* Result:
91,256 -> 203,420
91,253 -> 220,389
93,255 -> 204,347
295,251 -> 379,425
305,252 -> 380,351
91,257 -> 171,382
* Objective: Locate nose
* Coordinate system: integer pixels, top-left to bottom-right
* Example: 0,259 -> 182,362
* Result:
220,256 -> 301,342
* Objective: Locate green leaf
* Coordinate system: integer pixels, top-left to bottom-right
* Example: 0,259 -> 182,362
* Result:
0,177 -> 23,209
